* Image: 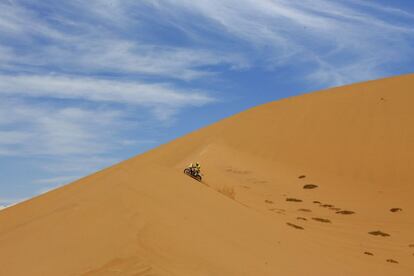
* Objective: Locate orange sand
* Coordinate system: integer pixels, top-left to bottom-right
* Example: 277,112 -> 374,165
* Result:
1,74 -> 414,275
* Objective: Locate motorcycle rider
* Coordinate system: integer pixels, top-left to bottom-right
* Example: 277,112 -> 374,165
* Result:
189,162 -> 201,175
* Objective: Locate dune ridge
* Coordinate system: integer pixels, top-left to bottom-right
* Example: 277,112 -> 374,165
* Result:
1,74 -> 414,275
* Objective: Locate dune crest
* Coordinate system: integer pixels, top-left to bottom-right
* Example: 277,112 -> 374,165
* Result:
1,74 -> 414,275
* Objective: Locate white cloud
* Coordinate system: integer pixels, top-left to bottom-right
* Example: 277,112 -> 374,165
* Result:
0,74 -> 213,108
0,131 -> 31,145
144,0 -> 414,85
63,42 -> 247,80
0,100 -> 123,157
0,1 -> 66,40
0,99 -> 126,193
2,40 -> 247,80
0,1 -> 247,80
118,139 -> 156,146
348,0 -> 414,19
34,175 -> 78,185
2,0 -> 410,86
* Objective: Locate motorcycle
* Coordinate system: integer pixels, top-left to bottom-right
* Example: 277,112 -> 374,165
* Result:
184,167 -> 202,182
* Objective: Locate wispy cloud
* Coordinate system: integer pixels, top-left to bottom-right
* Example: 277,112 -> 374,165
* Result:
0,1 -> 246,80
145,0 -> 414,85
348,0 -> 414,20
0,99 -> 125,157
2,0 -> 412,85
0,75 -> 214,110
34,175 -> 78,185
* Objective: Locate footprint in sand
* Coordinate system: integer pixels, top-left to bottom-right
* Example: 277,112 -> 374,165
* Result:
254,180 -> 268,184
368,230 -> 390,237
286,198 -> 302,202
265,200 -> 274,204
269,208 -> 285,215
217,187 -> 236,200
386,259 -> 398,264
390,208 -> 402,213
270,208 -> 285,212
313,201 -> 321,204
298,208 -> 312,212
364,251 -> 374,256
312,217 -> 331,223
298,175 -> 306,179
297,217 -> 307,221
336,210 -> 355,215
303,184 -> 318,189
320,204 -> 334,208
226,168 -> 251,175
286,222 -> 304,230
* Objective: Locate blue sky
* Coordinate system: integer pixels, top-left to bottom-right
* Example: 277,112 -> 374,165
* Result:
1,0 -> 414,206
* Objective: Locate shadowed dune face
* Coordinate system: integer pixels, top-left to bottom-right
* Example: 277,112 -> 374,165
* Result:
1,74 -> 414,275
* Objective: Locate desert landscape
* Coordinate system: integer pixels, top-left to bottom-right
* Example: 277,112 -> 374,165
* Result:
0,74 -> 413,275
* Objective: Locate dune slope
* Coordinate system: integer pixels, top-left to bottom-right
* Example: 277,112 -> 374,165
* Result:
1,74 -> 414,275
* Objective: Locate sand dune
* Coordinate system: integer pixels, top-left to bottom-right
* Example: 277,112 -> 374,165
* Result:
1,74 -> 414,275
